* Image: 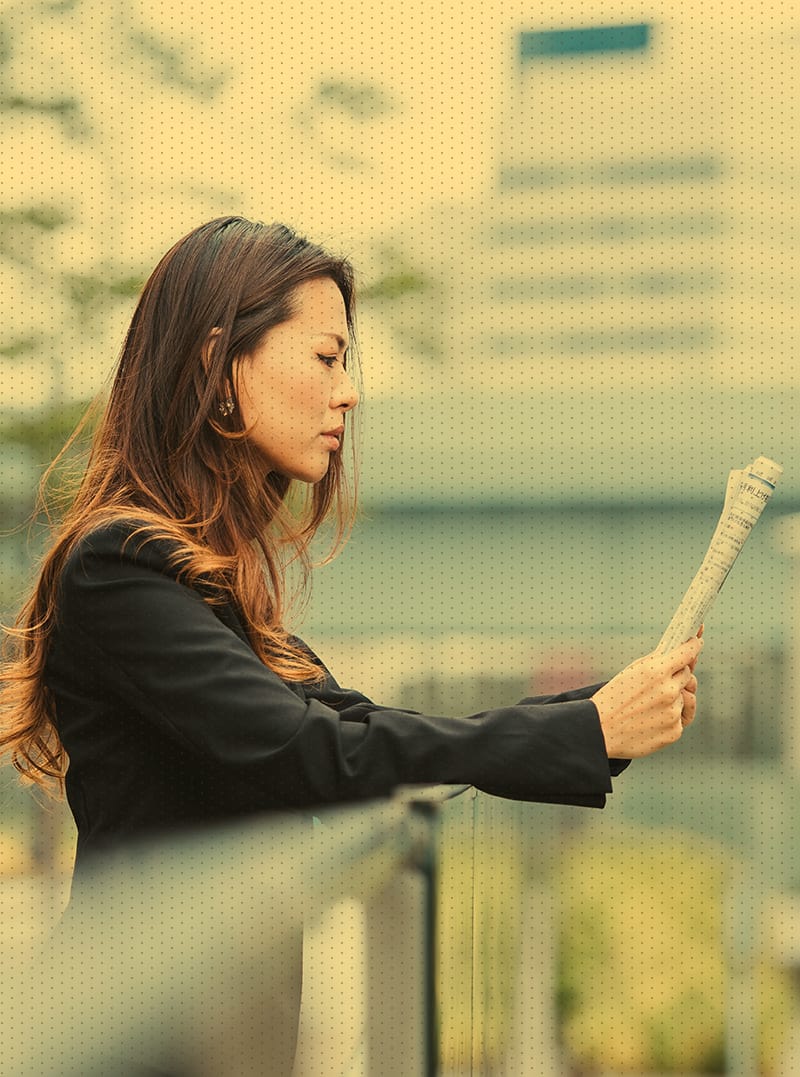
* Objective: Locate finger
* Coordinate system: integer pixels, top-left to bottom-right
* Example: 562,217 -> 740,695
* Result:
689,627 -> 704,671
683,673 -> 698,695
672,664 -> 695,690
665,635 -> 703,673
681,688 -> 697,726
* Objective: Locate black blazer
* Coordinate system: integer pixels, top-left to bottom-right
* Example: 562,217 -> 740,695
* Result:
45,521 -> 627,871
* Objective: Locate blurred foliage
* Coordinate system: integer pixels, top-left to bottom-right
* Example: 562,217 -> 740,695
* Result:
556,821 -> 794,1074
361,243 -> 432,301
361,244 -> 443,361
361,269 -> 429,301
0,337 -> 39,359
0,206 -> 68,233
0,206 -> 71,267
316,79 -> 393,121
434,810 -> 795,1074
128,31 -> 227,99
0,96 -> 84,136
65,272 -> 143,310
1,397 -> 94,468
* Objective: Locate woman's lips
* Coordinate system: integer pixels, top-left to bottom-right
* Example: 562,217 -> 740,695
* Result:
320,427 -> 344,450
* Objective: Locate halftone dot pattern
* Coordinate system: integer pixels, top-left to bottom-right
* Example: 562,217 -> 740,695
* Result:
0,0 -> 798,1074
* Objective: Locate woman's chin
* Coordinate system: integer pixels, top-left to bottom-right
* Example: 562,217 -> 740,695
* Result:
278,462 -> 332,485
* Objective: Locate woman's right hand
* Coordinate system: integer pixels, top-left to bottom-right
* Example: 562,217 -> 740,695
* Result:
591,636 -> 703,759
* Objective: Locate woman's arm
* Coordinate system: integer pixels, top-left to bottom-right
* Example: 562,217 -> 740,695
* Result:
49,527 -> 618,811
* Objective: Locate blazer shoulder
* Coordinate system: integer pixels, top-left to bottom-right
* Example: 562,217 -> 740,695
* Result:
57,518 -> 253,649
63,518 -> 186,581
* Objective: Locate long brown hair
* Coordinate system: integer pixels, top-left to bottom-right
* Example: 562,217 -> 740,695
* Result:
0,216 -> 359,795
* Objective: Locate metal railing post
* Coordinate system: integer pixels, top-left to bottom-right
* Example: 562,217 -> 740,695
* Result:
363,798 -> 439,1076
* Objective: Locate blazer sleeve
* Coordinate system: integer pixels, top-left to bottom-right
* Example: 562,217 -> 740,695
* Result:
518,684 -> 630,779
53,527 -> 619,810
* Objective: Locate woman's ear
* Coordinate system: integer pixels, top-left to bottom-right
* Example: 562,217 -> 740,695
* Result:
201,327 -> 223,374
202,327 -> 236,417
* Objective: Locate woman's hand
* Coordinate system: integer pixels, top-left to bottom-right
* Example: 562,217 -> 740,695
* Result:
591,635 -> 703,759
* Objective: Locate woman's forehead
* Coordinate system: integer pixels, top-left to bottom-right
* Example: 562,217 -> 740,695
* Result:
288,278 -> 349,335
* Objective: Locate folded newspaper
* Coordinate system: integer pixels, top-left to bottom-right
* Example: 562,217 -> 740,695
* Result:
657,456 -> 783,653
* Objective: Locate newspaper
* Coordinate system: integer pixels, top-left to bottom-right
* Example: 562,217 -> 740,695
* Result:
657,456 -> 783,654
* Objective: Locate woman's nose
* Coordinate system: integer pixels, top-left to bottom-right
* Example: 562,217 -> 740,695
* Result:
333,367 -> 359,412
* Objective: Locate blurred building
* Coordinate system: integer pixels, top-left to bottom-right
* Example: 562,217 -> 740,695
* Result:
315,14 -> 799,768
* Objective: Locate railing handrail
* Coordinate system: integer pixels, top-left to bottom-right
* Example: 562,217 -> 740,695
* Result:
1,786 -> 475,1076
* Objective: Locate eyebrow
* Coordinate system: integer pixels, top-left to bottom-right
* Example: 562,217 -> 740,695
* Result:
315,332 -> 350,351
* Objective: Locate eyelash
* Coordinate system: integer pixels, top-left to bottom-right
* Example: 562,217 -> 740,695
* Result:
317,354 -> 338,368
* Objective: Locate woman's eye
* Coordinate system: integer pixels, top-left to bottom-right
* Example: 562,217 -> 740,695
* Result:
317,354 -> 338,368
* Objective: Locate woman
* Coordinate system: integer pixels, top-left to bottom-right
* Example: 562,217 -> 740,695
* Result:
0,215 -> 700,871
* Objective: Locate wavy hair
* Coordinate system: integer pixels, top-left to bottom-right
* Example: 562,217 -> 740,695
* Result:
0,216 -> 360,794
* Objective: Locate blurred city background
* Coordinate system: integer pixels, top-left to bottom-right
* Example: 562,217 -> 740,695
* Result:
1,0 -> 799,1072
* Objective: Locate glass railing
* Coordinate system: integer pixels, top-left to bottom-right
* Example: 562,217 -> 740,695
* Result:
0,786 -> 471,1076
3,775 -> 799,1075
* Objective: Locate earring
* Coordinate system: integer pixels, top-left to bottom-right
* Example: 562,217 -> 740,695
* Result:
218,397 -> 236,416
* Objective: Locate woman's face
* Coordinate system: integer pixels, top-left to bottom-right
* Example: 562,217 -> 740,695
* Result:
236,276 -> 359,483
